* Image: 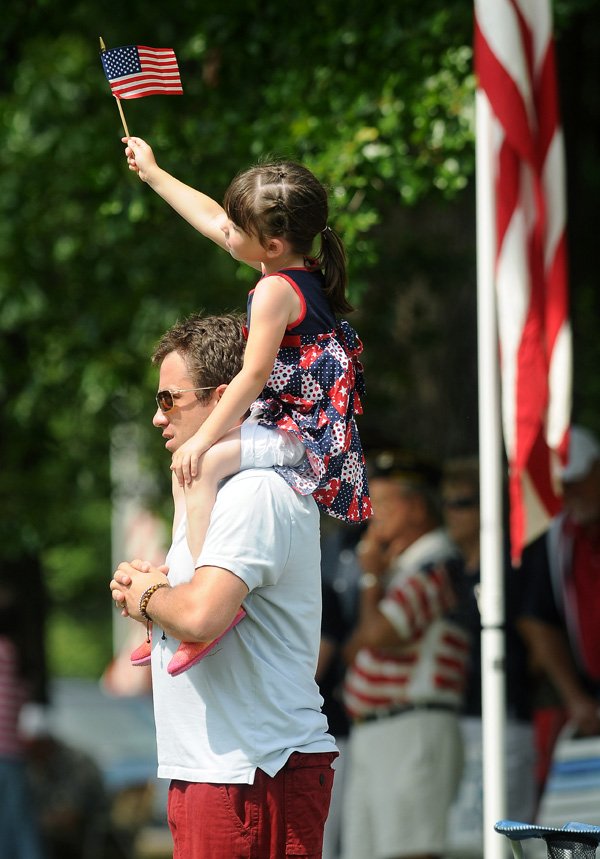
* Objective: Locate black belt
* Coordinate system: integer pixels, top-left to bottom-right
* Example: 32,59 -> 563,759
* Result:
354,702 -> 457,725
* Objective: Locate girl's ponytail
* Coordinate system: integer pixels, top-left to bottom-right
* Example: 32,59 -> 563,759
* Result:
318,226 -> 354,314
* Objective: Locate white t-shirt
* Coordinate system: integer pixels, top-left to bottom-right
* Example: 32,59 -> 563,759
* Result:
151,468 -> 337,784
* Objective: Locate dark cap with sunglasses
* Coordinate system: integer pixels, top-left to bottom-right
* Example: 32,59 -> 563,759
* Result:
367,449 -> 442,489
442,495 -> 480,510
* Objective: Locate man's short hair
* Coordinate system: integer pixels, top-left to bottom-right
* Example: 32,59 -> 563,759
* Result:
152,313 -> 246,401
442,456 -> 480,492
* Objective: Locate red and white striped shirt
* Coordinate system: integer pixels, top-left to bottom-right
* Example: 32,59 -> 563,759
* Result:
343,530 -> 470,720
0,636 -> 26,759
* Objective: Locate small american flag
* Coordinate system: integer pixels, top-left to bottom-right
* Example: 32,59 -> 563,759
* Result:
100,44 -> 183,99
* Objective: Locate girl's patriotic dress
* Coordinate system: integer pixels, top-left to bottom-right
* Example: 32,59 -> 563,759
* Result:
247,265 -> 372,523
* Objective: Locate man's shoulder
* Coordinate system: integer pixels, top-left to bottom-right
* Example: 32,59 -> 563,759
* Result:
221,468 -> 295,493
203,469 -> 320,570
396,527 -> 458,574
224,467 -> 288,484
217,469 -> 318,511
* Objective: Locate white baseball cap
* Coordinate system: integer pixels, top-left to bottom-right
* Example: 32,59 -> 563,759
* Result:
557,426 -> 600,483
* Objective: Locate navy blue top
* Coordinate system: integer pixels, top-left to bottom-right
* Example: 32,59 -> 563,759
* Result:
247,266 -> 336,338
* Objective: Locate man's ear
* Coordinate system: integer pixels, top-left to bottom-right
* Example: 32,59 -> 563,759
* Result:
407,493 -> 427,528
214,383 -> 228,402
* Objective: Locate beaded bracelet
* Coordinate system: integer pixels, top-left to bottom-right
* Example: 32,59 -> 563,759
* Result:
139,581 -> 170,621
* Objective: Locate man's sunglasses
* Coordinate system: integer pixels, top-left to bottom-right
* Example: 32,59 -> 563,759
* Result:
442,496 -> 479,510
155,386 -> 217,413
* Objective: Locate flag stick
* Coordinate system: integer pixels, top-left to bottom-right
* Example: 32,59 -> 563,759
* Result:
99,36 -> 131,138
114,97 -> 130,138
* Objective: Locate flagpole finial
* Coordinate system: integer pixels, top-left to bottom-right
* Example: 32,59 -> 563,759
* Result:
99,36 -> 106,52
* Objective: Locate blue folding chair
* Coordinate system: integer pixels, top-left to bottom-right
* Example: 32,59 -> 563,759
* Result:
495,820 -> 600,859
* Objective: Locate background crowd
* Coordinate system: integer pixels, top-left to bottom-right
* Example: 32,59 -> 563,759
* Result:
317,425 -> 600,859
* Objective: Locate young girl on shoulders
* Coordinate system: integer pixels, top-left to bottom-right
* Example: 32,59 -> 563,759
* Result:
124,137 -> 371,674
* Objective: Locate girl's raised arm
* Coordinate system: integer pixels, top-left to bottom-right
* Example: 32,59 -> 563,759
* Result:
123,136 -> 228,252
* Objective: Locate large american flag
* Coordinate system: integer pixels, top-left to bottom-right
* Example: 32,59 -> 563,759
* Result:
474,0 -> 571,562
100,45 -> 183,99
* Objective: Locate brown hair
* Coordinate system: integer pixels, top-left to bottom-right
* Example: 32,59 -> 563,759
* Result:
442,457 -> 480,494
223,161 -> 353,314
152,313 -> 246,402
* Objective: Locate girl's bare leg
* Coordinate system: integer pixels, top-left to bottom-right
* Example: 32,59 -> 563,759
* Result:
184,427 -> 242,562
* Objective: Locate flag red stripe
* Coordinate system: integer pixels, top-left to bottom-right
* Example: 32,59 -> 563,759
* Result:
137,46 -> 177,55
111,74 -> 182,85
536,43 -> 560,163
545,233 -> 568,346
528,428 -> 562,514
495,141 -> 520,257
111,80 -> 183,90
474,19 -> 534,164
113,89 -> 183,99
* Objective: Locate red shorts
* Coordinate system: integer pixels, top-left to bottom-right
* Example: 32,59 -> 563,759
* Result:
167,751 -> 338,859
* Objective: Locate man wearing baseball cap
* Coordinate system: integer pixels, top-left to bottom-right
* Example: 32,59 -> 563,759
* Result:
556,426 -> 600,526
518,426 -> 600,789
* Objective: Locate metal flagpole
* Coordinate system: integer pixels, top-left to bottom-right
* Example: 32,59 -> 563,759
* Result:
476,87 -> 507,859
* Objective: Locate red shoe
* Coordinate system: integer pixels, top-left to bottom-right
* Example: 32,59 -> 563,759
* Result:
130,631 -> 152,667
167,608 -> 247,676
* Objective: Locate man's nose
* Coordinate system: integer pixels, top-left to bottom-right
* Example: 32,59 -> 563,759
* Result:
153,407 -> 167,427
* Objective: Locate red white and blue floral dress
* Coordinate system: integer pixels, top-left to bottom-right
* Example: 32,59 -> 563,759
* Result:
247,265 -> 372,523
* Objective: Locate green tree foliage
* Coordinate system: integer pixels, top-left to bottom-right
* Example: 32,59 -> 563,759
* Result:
0,1 -> 597,677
